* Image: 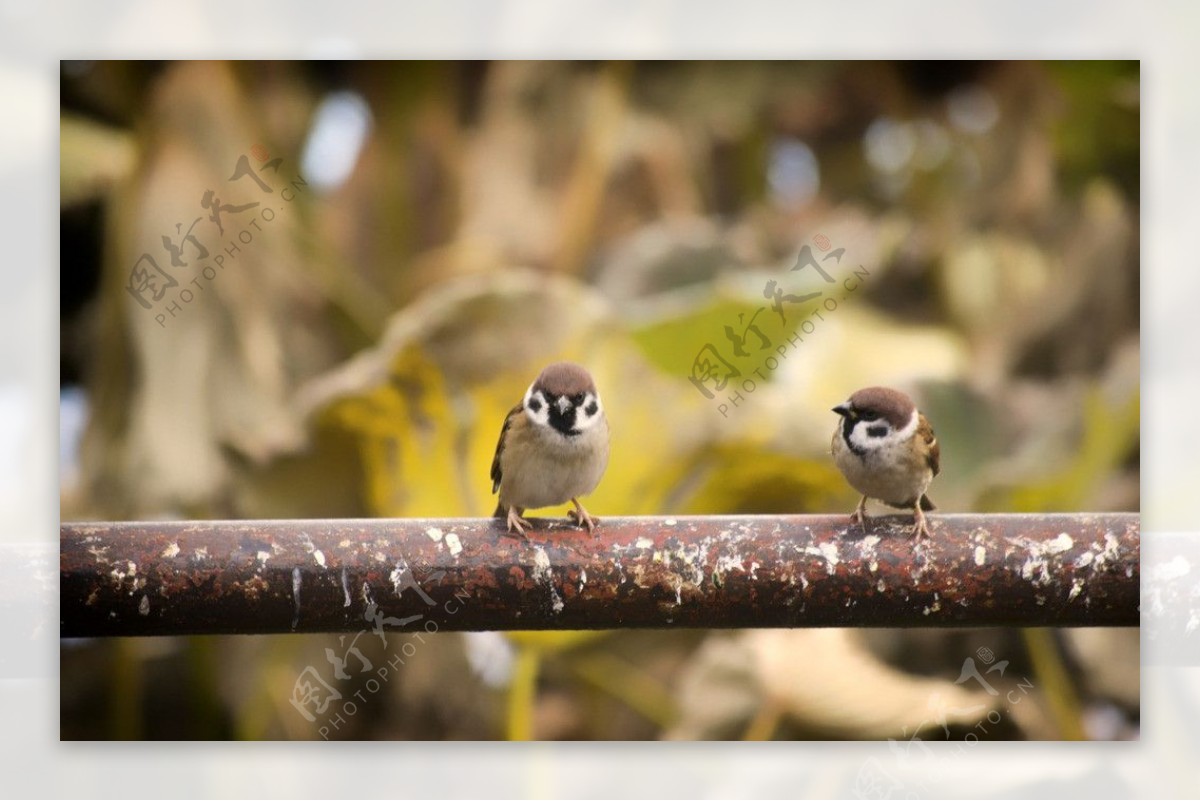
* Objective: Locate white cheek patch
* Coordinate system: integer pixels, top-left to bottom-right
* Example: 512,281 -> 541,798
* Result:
572,392 -> 604,432
523,386 -> 550,427
849,420 -> 890,451
848,409 -> 917,452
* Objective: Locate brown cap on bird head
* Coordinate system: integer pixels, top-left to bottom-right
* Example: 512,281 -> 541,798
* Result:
533,362 -> 597,396
833,386 -> 916,429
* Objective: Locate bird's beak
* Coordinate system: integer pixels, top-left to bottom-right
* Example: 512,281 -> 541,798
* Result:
556,396 -> 573,414
832,403 -> 852,418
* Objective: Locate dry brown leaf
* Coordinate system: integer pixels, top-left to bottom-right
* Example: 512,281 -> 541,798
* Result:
667,629 -> 995,740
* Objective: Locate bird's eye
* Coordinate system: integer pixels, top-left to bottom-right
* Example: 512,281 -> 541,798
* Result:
859,411 -> 879,421
572,393 -> 585,405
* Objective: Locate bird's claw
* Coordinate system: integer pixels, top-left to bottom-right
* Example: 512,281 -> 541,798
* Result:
912,507 -> 932,541
568,500 -> 599,536
849,496 -> 869,530
505,507 -> 532,540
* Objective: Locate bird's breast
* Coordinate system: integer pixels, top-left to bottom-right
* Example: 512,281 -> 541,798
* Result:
499,417 -> 609,509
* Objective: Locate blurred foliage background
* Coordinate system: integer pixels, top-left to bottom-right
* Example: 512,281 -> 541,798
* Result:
60,60 -> 1139,741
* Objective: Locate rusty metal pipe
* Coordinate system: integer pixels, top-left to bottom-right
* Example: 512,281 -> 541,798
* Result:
60,513 -> 1139,636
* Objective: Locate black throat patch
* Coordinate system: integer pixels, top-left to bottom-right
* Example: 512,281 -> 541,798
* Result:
841,417 -> 867,457
547,397 -> 579,437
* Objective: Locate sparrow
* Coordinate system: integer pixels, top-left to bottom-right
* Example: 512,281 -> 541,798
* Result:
831,386 -> 940,539
490,361 -> 610,538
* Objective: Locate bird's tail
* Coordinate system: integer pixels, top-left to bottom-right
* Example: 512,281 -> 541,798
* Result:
493,502 -> 506,519
919,494 -> 936,511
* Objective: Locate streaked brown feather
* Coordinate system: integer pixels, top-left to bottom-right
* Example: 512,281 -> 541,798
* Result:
917,412 -> 940,477
490,403 -> 525,494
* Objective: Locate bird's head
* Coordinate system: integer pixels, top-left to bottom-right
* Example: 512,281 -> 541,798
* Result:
524,361 -> 604,437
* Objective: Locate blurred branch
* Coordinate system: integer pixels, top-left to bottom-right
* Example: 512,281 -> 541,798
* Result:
61,513 -> 1138,636
110,639 -> 142,739
60,113 -> 136,208
741,701 -> 784,741
553,61 -> 634,275
567,650 -> 679,728
506,646 -> 540,741
1021,628 -> 1087,740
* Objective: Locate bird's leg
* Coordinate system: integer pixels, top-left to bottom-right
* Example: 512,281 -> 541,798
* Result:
849,495 -> 869,527
912,502 -> 931,540
567,498 -> 599,535
505,506 -> 532,539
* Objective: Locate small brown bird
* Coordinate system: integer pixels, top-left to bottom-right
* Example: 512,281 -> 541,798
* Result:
490,362 -> 610,538
831,386 -> 940,539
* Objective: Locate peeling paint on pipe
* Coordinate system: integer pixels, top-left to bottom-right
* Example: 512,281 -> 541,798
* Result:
60,513 -> 1139,636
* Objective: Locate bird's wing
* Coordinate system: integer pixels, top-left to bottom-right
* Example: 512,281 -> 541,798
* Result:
918,413 -> 940,477
490,403 -> 525,494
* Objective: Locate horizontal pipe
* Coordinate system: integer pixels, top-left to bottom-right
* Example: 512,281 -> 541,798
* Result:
60,513 -> 1139,636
